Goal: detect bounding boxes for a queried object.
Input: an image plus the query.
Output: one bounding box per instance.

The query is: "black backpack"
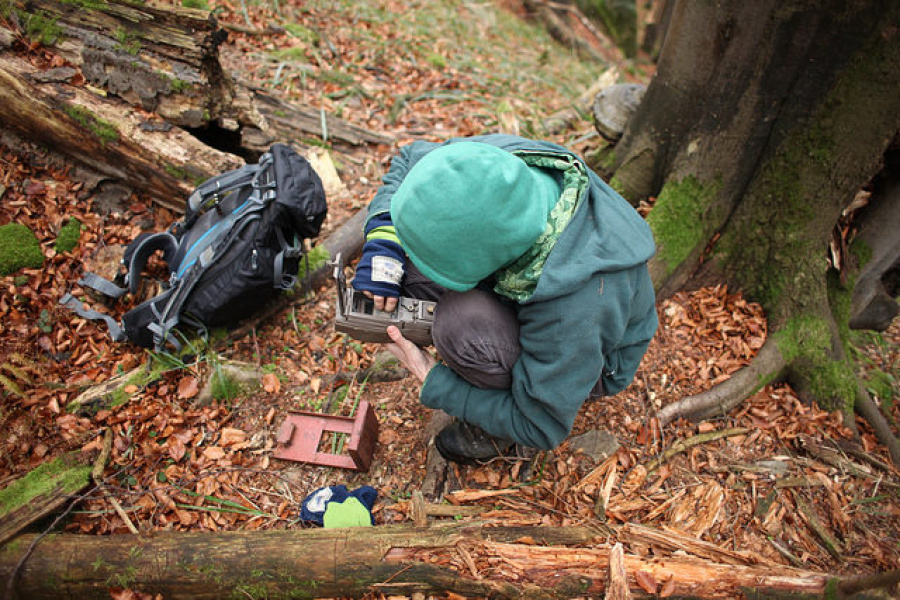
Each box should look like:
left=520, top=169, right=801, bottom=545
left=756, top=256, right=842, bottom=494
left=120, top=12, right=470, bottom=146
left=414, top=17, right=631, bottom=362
left=62, top=143, right=327, bottom=350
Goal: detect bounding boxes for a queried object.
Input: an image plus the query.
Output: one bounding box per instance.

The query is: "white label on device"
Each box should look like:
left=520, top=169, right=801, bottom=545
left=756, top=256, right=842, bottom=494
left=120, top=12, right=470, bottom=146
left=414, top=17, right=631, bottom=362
left=371, top=255, right=403, bottom=285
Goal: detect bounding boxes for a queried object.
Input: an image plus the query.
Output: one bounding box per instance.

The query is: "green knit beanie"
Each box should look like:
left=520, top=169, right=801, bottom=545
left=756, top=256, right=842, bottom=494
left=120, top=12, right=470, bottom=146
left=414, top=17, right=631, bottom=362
left=391, top=142, right=559, bottom=291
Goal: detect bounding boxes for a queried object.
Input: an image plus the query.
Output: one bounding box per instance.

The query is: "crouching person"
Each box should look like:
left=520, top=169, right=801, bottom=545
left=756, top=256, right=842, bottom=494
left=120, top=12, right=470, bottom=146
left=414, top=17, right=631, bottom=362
left=352, top=134, right=658, bottom=464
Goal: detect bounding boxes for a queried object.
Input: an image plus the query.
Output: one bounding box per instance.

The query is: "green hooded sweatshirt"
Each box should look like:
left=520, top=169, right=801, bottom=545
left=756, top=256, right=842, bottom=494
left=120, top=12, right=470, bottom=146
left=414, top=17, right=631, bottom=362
left=366, top=134, right=657, bottom=450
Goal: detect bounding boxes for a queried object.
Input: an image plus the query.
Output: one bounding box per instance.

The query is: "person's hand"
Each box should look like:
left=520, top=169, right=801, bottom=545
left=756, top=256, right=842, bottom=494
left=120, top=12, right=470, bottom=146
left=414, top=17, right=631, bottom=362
left=362, top=291, right=398, bottom=313
left=385, top=325, right=436, bottom=382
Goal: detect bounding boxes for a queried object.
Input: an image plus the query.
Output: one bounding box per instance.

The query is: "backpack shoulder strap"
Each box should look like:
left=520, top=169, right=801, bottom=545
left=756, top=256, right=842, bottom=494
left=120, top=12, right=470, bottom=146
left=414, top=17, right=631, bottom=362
left=123, top=231, right=180, bottom=295
left=59, top=293, right=127, bottom=341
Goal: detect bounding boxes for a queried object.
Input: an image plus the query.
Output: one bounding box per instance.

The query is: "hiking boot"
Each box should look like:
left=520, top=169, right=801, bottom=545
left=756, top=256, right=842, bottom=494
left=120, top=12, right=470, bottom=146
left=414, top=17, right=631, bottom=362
left=434, top=420, right=515, bottom=465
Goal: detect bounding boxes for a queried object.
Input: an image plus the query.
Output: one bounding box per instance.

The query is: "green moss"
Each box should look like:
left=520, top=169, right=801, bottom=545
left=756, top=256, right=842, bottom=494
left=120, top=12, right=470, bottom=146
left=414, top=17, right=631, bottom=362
left=270, top=46, right=308, bottom=61
left=181, top=0, right=208, bottom=8
left=0, top=223, right=44, bottom=275
left=646, top=175, right=721, bottom=276
left=864, top=369, right=896, bottom=403
left=63, top=105, right=119, bottom=145
left=113, top=27, right=142, bottom=55
left=164, top=164, right=189, bottom=180
left=850, top=237, right=873, bottom=270
left=426, top=52, right=447, bottom=68
left=0, top=453, right=91, bottom=519
left=59, top=0, right=109, bottom=9
left=775, top=315, right=831, bottom=365
left=22, top=9, right=63, bottom=45
left=775, top=315, right=857, bottom=408
left=164, top=75, right=192, bottom=93
left=54, top=218, right=82, bottom=254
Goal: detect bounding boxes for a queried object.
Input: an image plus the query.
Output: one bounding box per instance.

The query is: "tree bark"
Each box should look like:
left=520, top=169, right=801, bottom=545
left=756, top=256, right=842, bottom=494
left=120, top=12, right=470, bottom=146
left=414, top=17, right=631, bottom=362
left=9, top=0, right=233, bottom=129
left=0, top=524, right=833, bottom=599
left=0, top=0, right=391, bottom=211
left=848, top=173, right=900, bottom=331
left=603, top=0, right=900, bottom=461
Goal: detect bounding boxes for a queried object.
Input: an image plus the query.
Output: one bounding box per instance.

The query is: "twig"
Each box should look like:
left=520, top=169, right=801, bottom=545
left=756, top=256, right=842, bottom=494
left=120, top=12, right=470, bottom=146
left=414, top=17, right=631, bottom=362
left=251, top=327, right=261, bottom=368
left=767, top=537, right=806, bottom=569
left=91, top=428, right=113, bottom=482
left=641, top=427, right=750, bottom=473
left=220, top=23, right=285, bottom=35
left=93, top=429, right=139, bottom=534
left=793, top=494, right=844, bottom=562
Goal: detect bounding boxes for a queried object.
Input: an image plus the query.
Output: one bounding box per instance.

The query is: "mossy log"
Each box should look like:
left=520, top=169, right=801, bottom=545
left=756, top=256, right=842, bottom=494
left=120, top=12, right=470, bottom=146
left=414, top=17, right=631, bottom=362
left=0, top=453, right=92, bottom=546
left=0, top=0, right=390, bottom=211
left=9, top=0, right=232, bottom=129
left=0, top=523, right=834, bottom=599
left=0, top=52, right=223, bottom=212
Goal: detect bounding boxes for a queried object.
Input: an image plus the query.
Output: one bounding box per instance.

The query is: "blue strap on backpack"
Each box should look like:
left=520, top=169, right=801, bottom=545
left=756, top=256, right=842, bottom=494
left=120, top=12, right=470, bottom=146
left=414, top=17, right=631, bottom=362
left=66, top=144, right=327, bottom=350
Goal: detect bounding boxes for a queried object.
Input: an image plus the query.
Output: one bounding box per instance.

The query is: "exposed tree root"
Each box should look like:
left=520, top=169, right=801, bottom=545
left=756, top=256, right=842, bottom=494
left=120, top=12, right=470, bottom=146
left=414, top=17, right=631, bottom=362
left=853, top=383, right=900, bottom=465
left=656, top=337, right=786, bottom=425
left=640, top=427, right=750, bottom=473
left=656, top=335, right=900, bottom=466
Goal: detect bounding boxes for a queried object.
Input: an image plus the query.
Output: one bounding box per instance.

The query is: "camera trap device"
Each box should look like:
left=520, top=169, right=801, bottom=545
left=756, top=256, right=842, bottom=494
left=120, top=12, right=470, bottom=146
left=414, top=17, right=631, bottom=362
left=333, top=253, right=435, bottom=346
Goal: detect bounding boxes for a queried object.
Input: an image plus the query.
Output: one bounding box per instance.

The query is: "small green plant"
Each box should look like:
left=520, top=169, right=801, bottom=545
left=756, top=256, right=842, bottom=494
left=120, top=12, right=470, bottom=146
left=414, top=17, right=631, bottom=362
left=113, top=27, right=141, bottom=55
left=283, top=22, right=319, bottom=44
left=297, top=244, right=331, bottom=282
left=425, top=52, right=447, bottom=68
left=22, top=9, right=63, bottom=45
left=37, top=309, right=53, bottom=333
left=0, top=223, right=43, bottom=275
left=0, top=353, right=39, bottom=398
left=168, top=76, right=191, bottom=93
left=54, top=218, right=82, bottom=253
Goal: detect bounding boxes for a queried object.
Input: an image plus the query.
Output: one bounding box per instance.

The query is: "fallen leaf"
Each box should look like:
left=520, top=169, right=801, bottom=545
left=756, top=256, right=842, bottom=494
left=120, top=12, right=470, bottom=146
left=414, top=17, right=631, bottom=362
left=219, top=427, right=247, bottom=447
left=168, top=437, right=187, bottom=462
left=203, top=446, right=226, bottom=460
left=177, top=376, right=199, bottom=399
left=262, top=372, right=280, bottom=394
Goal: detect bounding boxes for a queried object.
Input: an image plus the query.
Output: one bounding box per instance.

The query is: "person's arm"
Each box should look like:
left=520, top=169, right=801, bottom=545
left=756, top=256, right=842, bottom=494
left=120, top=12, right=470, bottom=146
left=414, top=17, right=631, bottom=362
left=352, top=143, right=423, bottom=310
left=600, top=266, right=658, bottom=395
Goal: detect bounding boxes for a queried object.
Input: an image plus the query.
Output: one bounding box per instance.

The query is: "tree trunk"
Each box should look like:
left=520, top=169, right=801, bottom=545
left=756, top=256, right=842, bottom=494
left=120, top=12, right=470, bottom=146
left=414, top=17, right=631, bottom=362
left=601, top=0, right=900, bottom=460
left=848, top=167, right=900, bottom=331
left=0, top=524, right=832, bottom=599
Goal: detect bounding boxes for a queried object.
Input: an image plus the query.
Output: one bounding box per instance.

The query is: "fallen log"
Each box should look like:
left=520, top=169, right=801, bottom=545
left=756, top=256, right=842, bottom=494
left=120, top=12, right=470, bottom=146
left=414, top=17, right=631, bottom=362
left=0, top=523, right=834, bottom=599
left=9, top=0, right=233, bottom=129
left=0, top=53, right=224, bottom=212
left=0, top=453, right=92, bottom=546
left=0, top=0, right=392, bottom=212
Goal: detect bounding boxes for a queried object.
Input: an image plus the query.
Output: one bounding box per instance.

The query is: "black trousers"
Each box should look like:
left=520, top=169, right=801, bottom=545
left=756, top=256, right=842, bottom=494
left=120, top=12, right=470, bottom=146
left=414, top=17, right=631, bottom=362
left=402, top=261, right=521, bottom=389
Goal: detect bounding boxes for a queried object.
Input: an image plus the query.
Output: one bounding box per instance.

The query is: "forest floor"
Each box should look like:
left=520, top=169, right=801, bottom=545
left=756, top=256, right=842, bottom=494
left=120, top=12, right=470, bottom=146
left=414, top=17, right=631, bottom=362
left=1, top=0, right=899, bottom=595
